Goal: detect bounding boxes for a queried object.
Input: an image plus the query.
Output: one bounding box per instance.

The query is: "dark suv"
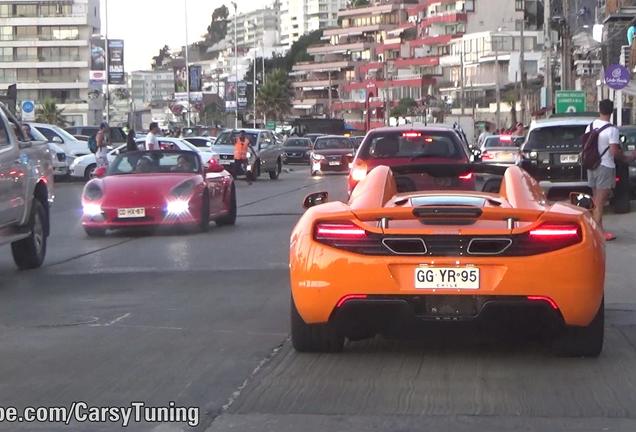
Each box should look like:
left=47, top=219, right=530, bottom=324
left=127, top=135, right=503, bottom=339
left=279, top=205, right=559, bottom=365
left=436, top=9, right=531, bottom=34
left=518, top=116, right=630, bottom=213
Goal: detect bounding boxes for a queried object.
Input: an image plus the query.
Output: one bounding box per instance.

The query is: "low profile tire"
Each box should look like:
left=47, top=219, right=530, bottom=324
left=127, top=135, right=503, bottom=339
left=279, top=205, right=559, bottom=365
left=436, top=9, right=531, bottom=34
left=291, top=297, right=344, bottom=353
left=199, top=193, right=210, bottom=232
left=84, top=227, right=106, bottom=237
left=553, top=298, right=604, bottom=357
left=84, top=164, right=97, bottom=181
left=216, top=184, right=237, bottom=226
left=11, top=200, right=47, bottom=270
left=269, top=159, right=282, bottom=180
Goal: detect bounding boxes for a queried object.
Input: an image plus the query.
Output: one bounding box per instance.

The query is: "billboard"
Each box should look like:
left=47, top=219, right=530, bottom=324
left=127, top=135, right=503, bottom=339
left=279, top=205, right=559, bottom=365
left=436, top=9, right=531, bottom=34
left=189, top=65, right=202, bottom=93
left=174, top=65, right=187, bottom=93
left=225, top=80, right=248, bottom=112
left=90, top=37, right=106, bottom=84
left=107, top=39, right=125, bottom=85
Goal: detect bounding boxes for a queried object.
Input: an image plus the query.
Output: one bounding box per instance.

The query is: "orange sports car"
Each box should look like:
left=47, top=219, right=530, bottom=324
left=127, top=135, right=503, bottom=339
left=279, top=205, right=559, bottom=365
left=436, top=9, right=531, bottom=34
left=290, top=163, right=605, bottom=356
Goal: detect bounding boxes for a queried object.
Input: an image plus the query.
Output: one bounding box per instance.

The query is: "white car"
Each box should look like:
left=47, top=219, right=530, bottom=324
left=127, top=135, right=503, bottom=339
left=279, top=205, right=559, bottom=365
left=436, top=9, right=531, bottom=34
left=28, top=122, right=91, bottom=157
left=69, top=137, right=218, bottom=180
left=184, top=136, right=215, bottom=148
left=24, top=124, right=72, bottom=177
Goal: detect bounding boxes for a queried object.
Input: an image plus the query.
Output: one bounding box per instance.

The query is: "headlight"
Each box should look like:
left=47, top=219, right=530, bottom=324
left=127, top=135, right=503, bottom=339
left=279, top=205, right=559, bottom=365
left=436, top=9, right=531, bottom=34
left=529, top=151, right=538, bottom=160
left=171, top=180, right=196, bottom=199
left=246, top=151, right=252, bottom=159
left=84, top=183, right=103, bottom=201
left=312, top=153, right=325, bottom=160
left=166, top=199, right=190, bottom=216
left=351, top=166, right=367, bottom=182
left=83, top=203, right=102, bottom=217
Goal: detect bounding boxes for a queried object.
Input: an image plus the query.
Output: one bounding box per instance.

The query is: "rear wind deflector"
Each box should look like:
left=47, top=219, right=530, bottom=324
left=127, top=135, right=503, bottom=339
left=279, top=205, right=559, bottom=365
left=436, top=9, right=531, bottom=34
left=413, top=206, right=483, bottom=225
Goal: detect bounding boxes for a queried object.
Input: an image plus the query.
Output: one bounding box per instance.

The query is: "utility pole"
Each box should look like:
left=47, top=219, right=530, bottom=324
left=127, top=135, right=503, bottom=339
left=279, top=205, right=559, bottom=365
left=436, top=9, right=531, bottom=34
left=544, top=0, right=553, bottom=111
left=184, top=0, right=191, bottom=127
left=519, top=19, right=526, bottom=124
left=561, top=0, right=572, bottom=90
left=231, top=1, right=238, bottom=129
left=328, top=70, right=332, bottom=118
left=460, top=42, right=465, bottom=115
left=495, top=33, right=501, bottom=129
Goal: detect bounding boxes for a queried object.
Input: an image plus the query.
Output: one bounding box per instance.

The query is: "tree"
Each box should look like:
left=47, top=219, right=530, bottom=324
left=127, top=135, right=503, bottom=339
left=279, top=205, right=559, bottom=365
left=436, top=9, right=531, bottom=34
left=152, top=45, right=172, bottom=70
left=390, top=98, right=418, bottom=118
left=256, top=69, right=292, bottom=122
left=36, top=99, right=67, bottom=126
left=205, top=5, right=229, bottom=46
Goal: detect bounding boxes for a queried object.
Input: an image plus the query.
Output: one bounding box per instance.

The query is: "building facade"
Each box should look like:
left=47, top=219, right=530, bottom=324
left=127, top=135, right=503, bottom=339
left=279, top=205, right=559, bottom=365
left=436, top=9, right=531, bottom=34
left=0, top=0, right=101, bottom=125
left=228, top=4, right=280, bottom=51
left=129, top=70, right=175, bottom=107
left=280, top=0, right=349, bottom=48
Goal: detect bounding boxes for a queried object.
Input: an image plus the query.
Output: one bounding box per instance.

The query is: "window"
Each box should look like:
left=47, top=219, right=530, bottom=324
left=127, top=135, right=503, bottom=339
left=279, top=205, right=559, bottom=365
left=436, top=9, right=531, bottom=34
left=0, top=26, right=12, bottom=41
left=0, top=47, right=11, bottom=62
left=16, top=47, right=36, bottom=61
left=0, top=5, right=10, bottom=17
left=15, top=4, right=37, bottom=17
left=17, top=69, right=36, bottom=82
left=0, top=69, right=16, bottom=83
left=16, top=26, right=38, bottom=40
left=465, top=0, right=475, bottom=12
left=515, top=0, right=524, bottom=11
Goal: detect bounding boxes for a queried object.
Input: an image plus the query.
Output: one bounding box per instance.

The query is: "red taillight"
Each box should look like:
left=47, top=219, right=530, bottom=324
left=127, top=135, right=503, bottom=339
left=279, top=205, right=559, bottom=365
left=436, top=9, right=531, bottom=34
left=336, top=294, right=368, bottom=308
left=459, top=172, right=473, bottom=180
left=500, top=135, right=512, bottom=142
left=616, top=176, right=620, bottom=183
left=529, top=224, right=580, bottom=239
left=482, top=151, right=493, bottom=160
left=402, top=132, right=421, bottom=138
left=316, top=223, right=367, bottom=239
left=527, top=296, right=559, bottom=310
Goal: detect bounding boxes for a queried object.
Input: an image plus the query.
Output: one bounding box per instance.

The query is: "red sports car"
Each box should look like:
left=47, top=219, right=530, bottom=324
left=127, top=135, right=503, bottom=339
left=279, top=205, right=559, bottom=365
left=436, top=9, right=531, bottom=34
left=81, top=150, right=236, bottom=236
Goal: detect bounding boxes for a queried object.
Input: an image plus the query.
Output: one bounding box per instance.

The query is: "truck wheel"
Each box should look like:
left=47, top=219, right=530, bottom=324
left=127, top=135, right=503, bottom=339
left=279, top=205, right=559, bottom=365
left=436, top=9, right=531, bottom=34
left=269, top=159, right=282, bottom=180
left=11, top=200, right=47, bottom=270
left=291, top=297, right=343, bottom=353
left=552, top=298, right=604, bottom=357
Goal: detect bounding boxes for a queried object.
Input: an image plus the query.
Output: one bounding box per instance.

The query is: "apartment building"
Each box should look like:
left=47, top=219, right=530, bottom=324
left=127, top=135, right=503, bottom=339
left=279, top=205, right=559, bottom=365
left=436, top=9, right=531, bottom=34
left=130, top=70, right=175, bottom=108
left=280, top=0, right=348, bottom=48
left=292, top=0, right=537, bottom=131
left=0, top=0, right=101, bottom=125
left=228, top=4, right=280, bottom=51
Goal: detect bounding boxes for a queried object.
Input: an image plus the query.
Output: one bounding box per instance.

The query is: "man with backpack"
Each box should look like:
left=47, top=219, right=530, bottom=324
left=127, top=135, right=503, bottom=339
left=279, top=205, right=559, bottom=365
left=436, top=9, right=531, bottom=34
left=583, top=99, right=636, bottom=241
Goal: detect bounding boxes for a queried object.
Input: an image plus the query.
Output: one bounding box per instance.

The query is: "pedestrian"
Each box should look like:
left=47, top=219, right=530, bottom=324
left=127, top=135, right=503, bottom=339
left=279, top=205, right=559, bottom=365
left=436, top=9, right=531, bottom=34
left=477, top=124, right=492, bottom=147
left=514, top=122, right=525, bottom=137
left=585, top=99, right=636, bottom=241
left=233, top=130, right=252, bottom=185
left=145, top=122, right=160, bottom=151
left=95, top=122, right=111, bottom=169
left=126, top=129, right=138, bottom=152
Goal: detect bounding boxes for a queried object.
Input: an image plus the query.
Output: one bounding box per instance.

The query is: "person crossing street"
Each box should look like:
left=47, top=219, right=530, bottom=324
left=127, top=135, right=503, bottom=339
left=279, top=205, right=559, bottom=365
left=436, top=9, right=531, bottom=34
left=234, top=130, right=252, bottom=185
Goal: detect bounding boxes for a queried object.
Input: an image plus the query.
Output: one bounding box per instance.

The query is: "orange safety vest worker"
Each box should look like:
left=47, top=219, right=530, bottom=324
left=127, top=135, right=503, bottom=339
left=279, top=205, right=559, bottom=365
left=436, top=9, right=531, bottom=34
left=234, top=136, right=249, bottom=160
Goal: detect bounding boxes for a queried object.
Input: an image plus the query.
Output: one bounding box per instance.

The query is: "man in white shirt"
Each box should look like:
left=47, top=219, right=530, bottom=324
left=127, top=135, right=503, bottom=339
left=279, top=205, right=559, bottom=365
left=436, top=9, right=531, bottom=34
left=587, top=99, right=636, bottom=240
left=477, top=124, right=492, bottom=148
left=145, top=122, right=160, bottom=151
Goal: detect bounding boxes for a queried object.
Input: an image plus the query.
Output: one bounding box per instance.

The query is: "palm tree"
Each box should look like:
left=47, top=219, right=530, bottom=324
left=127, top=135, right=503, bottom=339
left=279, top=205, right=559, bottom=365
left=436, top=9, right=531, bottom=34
left=256, top=69, right=292, bottom=122
left=36, top=99, right=67, bottom=126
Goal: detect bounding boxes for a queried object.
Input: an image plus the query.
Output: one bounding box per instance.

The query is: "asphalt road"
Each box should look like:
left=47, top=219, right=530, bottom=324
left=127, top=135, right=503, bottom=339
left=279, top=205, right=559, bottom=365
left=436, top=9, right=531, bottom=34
left=0, top=168, right=635, bottom=432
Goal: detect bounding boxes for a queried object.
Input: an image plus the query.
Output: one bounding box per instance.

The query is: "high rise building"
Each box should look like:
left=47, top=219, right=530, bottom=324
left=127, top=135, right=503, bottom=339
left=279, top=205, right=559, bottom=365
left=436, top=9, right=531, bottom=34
left=0, top=0, right=101, bottom=126
left=280, top=0, right=349, bottom=49
left=228, top=4, right=281, bottom=51
left=129, top=70, right=175, bottom=108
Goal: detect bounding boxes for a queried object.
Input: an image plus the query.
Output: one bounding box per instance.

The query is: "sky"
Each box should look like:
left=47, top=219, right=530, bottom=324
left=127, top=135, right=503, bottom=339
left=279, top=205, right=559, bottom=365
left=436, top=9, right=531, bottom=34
left=100, top=0, right=254, bottom=72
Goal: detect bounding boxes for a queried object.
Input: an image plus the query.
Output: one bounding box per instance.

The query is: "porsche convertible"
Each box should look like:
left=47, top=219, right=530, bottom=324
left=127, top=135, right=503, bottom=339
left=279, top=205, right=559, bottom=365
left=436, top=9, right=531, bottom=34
left=290, top=164, right=605, bottom=357
left=81, top=150, right=236, bottom=236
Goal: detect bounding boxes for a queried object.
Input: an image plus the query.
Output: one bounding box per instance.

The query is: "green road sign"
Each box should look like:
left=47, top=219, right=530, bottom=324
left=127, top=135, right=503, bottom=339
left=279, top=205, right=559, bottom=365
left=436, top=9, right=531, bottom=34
left=555, top=91, right=586, bottom=114
left=266, top=120, right=276, bottom=130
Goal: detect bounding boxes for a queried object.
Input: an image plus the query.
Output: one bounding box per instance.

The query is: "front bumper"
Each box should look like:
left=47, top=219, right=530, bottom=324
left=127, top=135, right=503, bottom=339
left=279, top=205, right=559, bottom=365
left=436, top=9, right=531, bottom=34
left=82, top=202, right=202, bottom=229
left=290, top=233, right=605, bottom=328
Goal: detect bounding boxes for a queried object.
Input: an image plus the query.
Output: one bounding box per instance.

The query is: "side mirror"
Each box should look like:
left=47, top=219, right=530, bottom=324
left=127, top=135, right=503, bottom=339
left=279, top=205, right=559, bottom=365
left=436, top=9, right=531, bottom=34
left=206, top=160, right=225, bottom=174
left=52, top=136, right=63, bottom=144
left=570, top=192, right=595, bottom=210
left=93, top=166, right=107, bottom=178
left=303, top=191, right=329, bottom=209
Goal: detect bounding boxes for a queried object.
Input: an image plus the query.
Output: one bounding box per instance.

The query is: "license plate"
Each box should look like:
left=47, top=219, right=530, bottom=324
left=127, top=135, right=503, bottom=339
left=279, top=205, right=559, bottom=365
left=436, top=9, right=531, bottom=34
left=415, top=267, right=480, bottom=290
left=329, top=161, right=341, bottom=166
left=117, top=208, right=145, bottom=218
left=560, top=154, right=579, bottom=164
left=220, top=160, right=232, bottom=165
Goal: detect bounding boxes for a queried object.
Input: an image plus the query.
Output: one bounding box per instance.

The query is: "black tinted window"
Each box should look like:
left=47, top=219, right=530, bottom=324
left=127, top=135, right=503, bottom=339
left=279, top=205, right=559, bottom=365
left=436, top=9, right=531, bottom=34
left=524, top=125, right=587, bottom=150
left=284, top=139, right=311, bottom=148
left=214, top=131, right=257, bottom=147
left=314, top=137, right=352, bottom=150
left=361, top=131, right=465, bottom=160
left=36, top=127, right=60, bottom=142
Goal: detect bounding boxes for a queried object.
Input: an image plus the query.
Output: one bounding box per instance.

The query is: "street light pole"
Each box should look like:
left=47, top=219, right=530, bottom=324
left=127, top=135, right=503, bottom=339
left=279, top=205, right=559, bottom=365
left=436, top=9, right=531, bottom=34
left=495, top=33, right=501, bottom=130
left=253, top=26, right=257, bottom=128
left=184, top=0, right=191, bottom=127
left=519, top=19, right=526, bottom=124
left=104, top=0, right=109, bottom=124
left=231, top=1, right=238, bottom=129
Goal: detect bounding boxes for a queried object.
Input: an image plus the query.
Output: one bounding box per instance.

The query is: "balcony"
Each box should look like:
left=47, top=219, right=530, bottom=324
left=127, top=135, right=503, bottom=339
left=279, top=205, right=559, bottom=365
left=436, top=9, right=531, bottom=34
left=0, top=15, right=88, bottom=26
left=307, top=41, right=373, bottom=55
left=409, top=34, right=458, bottom=48
left=292, top=79, right=333, bottom=89
left=606, top=0, right=636, bottom=15
left=421, top=11, right=467, bottom=27
left=292, top=98, right=330, bottom=108
left=393, top=56, right=440, bottom=68
left=292, top=60, right=355, bottom=72
left=324, top=24, right=393, bottom=37
left=338, top=3, right=399, bottom=18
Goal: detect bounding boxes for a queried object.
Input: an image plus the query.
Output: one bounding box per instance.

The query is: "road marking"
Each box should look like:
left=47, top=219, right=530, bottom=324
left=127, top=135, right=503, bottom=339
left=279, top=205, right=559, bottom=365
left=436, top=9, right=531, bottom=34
left=90, top=313, right=131, bottom=327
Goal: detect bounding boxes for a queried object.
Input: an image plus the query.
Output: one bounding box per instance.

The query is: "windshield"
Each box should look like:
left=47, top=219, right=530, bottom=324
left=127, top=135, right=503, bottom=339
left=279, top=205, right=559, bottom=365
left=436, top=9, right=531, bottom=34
left=361, top=131, right=465, bottom=160
left=185, top=138, right=210, bottom=148
left=284, top=138, right=311, bottom=148
left=108, top=151, right=201, bottom=175
left=214, top=131, right=257, bottom=147
left=524, top=125, right=587, bottom=151
left=314, top=137, right=352, bottom=150
left=484, top=136, right=519, bottom=148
